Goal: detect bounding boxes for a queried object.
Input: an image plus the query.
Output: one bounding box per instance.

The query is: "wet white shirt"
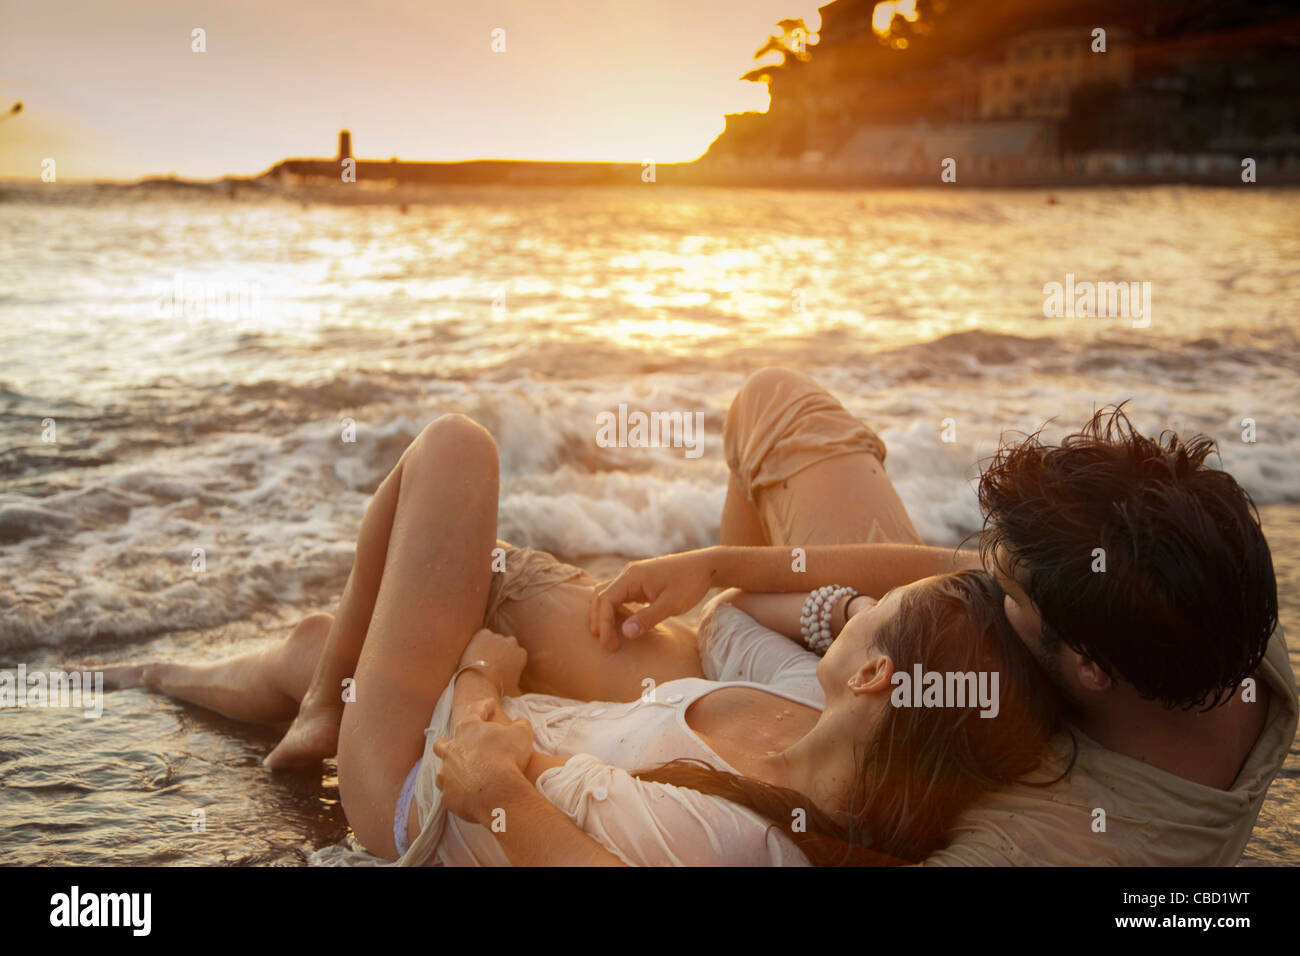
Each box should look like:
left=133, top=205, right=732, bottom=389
left=422, top=601, right=823, bottom=867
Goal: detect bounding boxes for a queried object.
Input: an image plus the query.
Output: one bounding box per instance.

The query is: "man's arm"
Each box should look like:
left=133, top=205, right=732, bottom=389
left=483, top=767, right=628, bottom=867
left=592, top=542, right=980, bottom=648
left=439, top=717, right=908, bottom=867
left=713, top=542, right=980, bottom=593
left=433, top=701, right=629, bottom=866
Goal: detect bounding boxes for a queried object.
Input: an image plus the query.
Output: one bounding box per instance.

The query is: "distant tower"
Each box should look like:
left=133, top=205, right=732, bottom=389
left=338, top=129, right=352, bottom=162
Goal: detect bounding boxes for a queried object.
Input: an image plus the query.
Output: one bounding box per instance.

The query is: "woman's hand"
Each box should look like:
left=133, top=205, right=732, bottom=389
left=432, top=698, right=535, bottom=827
left=588, top=548, right=717, bottom=650
left=459, top=628, right=528, bottom=697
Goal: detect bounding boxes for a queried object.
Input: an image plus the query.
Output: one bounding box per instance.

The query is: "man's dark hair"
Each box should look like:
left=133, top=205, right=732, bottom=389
left=977, top=405, right=1277, bottom=711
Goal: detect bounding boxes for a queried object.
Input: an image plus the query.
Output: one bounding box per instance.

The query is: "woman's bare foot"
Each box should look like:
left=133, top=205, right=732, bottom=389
left=263, top=614, right=345, bottom=769
left=264, top=698, right=344, bottom=769
left=71, top=613, right=336, bottom=736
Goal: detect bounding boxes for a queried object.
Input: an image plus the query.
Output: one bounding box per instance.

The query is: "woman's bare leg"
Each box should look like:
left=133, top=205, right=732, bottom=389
left=96, top=411, right=498, bottom=790
left=336, top=413, right=500, bottom=858
left=97, top=613, right=332, bottom=723
left=109, top=369, right=916, bottom=740
left=264, top=423, right=447, bottom=768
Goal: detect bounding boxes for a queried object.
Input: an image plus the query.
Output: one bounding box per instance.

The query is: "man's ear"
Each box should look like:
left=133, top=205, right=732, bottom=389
left=848, top=654, right=894, bottom=696
left=1074, top=656, right=1113, bottom=692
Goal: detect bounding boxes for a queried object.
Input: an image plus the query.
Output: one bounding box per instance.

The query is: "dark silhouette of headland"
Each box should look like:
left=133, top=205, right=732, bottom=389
left=263, top=130, right=659, bottom=187
left=259, top=0, right=1300, bottom=189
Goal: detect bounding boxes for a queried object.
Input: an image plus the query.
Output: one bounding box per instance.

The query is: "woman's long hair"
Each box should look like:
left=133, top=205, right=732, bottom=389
left=634, top=570, right=1065, bottom=865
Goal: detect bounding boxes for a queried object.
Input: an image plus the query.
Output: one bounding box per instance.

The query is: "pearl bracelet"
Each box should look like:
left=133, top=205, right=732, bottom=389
left=800, top=585, right=858, bottom=655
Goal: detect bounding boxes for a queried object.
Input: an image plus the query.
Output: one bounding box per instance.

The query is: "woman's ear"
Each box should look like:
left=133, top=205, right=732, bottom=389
left=848, top=653, right=894, bottom=696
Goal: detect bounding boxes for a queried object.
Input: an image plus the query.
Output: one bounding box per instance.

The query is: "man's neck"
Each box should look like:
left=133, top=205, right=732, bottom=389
left=1074, top=677, right=1272, bottom=790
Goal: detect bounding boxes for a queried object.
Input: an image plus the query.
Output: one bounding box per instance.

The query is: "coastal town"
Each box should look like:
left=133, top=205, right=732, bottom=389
left=261, top=1, right=1299, bottom=188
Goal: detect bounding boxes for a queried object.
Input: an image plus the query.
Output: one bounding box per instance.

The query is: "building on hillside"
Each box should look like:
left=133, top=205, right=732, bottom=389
left=834, top=118, right=1059, bottom=177
left=978, top=27, right=1133, bottom=120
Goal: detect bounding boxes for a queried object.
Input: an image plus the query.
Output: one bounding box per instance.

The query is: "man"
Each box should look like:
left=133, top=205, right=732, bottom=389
left=579, top=367, right=1296, bottom=865
left=940, top=409, right=1293, bottom=864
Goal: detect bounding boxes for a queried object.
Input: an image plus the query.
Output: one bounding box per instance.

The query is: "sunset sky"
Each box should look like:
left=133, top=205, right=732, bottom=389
left=0, top=0, right=828, bottom=181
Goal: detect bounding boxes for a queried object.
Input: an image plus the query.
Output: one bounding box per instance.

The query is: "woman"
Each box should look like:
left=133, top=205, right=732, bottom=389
left=105, top=394, right=1062, bottom=865
left=419, top=567, right=1060, bottom=866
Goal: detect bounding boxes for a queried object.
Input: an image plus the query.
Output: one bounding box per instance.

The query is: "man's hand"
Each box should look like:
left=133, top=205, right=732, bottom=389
left=435, top=700, right=629, bottom=867
left=433, top=698, right=534, bottom=827
left=588, top=548, right=717, bottom=650
left=459, top=628, right=528, bottom=696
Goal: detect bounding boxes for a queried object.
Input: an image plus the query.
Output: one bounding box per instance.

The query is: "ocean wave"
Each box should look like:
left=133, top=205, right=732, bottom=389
left=3, top=363, right=1297, bottom=653
left=5, top=186, right=1300, bottom=653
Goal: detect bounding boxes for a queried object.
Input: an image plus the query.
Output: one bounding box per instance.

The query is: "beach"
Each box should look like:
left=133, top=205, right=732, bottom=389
left=1, top=182, right=1297, bottom=864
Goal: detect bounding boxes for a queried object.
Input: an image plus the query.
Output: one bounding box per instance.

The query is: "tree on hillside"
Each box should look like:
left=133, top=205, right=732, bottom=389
left=740, top=17, right=816, bottom=86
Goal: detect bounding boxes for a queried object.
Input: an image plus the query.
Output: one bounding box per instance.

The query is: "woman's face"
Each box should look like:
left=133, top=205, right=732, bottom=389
left=817, top=578, right=932, bottom=700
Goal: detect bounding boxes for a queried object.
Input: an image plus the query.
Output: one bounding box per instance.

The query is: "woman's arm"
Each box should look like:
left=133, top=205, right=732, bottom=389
left=709, top=587, right=874, bottom=643
left=450, top=628, right=527, bottom=721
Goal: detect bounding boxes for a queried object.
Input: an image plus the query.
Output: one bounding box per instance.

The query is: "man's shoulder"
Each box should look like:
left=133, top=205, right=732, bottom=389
left=915, top=748, right=1137, bottom=866
left=922, top=625, right=1297, bottom=867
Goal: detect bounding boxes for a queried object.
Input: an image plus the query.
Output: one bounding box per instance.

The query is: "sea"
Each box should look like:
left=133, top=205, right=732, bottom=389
left=1, top=180, right=1296, bottom=864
